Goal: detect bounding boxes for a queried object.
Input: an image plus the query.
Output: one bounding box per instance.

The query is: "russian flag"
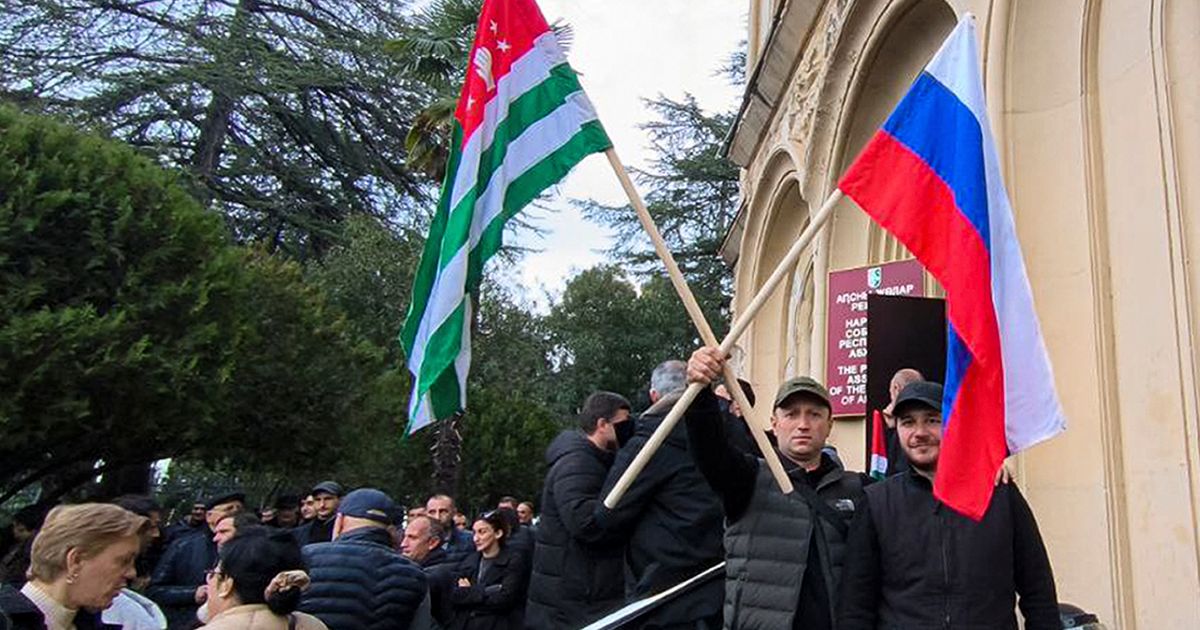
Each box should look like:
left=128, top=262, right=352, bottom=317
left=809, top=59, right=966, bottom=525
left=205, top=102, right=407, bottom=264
left=839, top=15, right=1066, bottom=520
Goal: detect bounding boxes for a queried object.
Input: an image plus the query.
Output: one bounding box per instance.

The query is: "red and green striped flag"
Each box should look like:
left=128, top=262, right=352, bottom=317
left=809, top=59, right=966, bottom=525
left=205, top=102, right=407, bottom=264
left=400, top=0, right=611, bottom=433
left=870, top=409, right=889, bottom=480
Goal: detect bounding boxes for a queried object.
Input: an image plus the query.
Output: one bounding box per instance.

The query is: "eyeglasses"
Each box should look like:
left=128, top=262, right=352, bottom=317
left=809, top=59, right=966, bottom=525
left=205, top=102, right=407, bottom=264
left=204, top=568, right=224, bottom=581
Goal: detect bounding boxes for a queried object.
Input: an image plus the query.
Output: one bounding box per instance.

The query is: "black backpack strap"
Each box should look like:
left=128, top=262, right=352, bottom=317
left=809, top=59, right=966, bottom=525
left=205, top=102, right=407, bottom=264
left=791, top=481, right=850, bottom=538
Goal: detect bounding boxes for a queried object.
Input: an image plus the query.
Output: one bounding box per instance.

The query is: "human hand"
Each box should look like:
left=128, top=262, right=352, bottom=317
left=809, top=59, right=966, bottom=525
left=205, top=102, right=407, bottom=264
left=266, top=570, right=310, bottom=598
left=195, top=585, right=208, bottom=604
left=687, top=347, right=726, bottom=386
left=457, top=577, right=471, bottom=588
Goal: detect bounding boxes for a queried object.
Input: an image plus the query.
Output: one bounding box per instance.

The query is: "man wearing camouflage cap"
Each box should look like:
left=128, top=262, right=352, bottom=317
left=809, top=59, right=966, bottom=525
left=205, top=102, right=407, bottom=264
left=686, top=347, right=870, bottom=630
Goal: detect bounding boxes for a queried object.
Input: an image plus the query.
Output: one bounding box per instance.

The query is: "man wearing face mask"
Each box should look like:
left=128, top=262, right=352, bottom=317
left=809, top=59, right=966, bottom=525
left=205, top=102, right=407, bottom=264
left=525, top=391, right=632, bottom=630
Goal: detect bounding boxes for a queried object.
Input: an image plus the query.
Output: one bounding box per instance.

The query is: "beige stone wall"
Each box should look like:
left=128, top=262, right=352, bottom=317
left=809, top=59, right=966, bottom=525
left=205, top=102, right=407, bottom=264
left=733, top=0, right=1200, bottom=626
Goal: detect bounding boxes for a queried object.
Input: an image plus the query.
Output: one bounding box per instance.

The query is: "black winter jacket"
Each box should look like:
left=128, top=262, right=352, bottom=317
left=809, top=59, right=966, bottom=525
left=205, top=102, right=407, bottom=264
left=292, top=517, right=336, bottom=547
left=837, top=470, right=1060, bottom=630
left=441, top=529, right=475, bottom=569
left=525, top=430, right=625, bottom=629
left=0, top=584, right=119, bottom=630
left=420, top=547, right=457, bottom=629
left=146, top=526, right=217, bottom=629
left=598, top=392, right=725, bottom=626
left=300, top=526, right=428, bottom=630
left=449, top=547, right=526, bottom=630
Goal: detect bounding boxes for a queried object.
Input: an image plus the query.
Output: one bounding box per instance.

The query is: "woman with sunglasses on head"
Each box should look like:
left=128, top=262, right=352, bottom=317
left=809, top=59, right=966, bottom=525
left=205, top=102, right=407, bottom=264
left=448, top=511, right=527, bottom=630
left=201, top=531, right=325, bottom=630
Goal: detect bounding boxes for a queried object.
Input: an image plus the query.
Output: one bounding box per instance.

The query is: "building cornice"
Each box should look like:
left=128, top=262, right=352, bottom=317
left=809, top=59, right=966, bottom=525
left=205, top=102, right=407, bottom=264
left=722, top=0, right=825, bottom=168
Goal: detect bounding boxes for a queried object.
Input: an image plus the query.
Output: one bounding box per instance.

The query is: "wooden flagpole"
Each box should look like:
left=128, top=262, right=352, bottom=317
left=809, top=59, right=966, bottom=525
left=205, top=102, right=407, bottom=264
left=603, top=148, right=794, bottom=497
left=605, top=186, right=844, bottom=508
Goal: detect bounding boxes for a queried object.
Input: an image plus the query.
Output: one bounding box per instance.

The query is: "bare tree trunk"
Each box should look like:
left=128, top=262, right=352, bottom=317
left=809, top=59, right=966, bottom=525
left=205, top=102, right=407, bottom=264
left=428, top=293, right=479, bottom=497
left=430, top=413, right=462, bottom=496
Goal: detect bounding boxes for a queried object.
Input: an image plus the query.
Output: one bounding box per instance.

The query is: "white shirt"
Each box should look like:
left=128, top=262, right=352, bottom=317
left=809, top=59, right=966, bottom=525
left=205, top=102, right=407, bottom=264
left=102, top=589, right=167, bottom=630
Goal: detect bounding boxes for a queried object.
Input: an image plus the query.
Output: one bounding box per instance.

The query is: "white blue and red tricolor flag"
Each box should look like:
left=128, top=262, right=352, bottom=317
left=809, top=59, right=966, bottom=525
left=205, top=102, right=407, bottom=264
left=839, top=15, right=1066, bottom=520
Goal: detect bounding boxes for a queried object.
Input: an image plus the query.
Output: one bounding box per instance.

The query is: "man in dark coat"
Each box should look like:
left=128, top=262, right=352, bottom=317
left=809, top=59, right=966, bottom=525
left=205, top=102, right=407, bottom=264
left=402, top=515, right=456, bottom=628
left=427, top=494, right=474, bottom=567
left=162, top=502, right=206, bottom=546
left=687, top=348, right=869, bottom=630
left=301, top=488, right=429, bottom=630
left=147, top=491, right=243, bottom=629
left=526, top=391, right=631, bottom=629
left=292, top=481, right=343, bottom=546
left=837, top=381, right=1060, bottom=630
left=598, top=360, right=725, bottom=630
left=879, top=368, right=923, bottom=475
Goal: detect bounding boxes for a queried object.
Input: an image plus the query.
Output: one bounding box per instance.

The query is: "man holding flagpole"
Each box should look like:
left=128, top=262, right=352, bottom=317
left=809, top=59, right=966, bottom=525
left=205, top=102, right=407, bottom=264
left=685, top=349, right=869, bottom=630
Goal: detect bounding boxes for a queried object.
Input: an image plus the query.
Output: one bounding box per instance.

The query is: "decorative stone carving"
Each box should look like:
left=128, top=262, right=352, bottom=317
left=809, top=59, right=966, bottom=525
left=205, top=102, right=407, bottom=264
left=785, top=0, right=850, bottom=156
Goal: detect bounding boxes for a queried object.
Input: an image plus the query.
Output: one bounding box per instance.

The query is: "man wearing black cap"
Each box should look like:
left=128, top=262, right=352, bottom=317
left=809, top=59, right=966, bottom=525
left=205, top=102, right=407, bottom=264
left=837, top=381, right=1060, bottom=630
left=147, top=491, right=244, bottom=629
left=301, top=488, right=429, bottom=630
left=685, top=347, right=869, bottom=630
left=293, top=481, right=342, bottom=546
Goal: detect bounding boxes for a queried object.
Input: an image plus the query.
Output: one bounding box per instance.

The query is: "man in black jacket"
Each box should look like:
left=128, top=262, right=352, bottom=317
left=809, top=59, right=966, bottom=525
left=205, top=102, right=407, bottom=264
left=401, top=515, right=456, bottom=629
left=426, top=494, right=474, bottom=568
left=292, top=481, right=342, bottom=546
left=147, top=491, right=243, bottom=629
left=526, top=391, right=631, bottom=630
left=837, top=381, right=1060, bottom=630
left=686, top=348, right=868, bottom=630
left=599, top=360, right=725, bottom=630
left=301, top=488, right=429, bottom=630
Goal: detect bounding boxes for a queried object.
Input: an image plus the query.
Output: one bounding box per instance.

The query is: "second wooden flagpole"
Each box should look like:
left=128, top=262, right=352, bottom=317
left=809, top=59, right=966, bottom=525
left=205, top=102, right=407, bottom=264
left=603, top=148, right=794, bottom=496
left=605, top=186, right=844, bottom=508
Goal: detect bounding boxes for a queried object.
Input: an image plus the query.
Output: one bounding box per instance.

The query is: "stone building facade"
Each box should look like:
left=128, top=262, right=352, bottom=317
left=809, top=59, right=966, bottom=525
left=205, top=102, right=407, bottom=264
left=722, top=0, right=1200, bottom=626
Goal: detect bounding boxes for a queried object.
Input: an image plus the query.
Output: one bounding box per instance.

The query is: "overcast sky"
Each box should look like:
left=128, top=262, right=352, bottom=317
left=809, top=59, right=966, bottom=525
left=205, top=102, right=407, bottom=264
left=499, top=0, right=747, bottom=307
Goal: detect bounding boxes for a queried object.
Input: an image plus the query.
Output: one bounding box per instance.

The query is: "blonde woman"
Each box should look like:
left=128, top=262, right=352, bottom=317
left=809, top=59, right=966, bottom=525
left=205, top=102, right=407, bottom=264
left=0, top=503, right=149, bottom=630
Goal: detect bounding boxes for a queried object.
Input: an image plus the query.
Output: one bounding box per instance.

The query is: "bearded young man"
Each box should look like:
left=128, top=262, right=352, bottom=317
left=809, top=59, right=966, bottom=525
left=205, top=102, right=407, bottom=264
left=836, top=381, right=1060, bottom=630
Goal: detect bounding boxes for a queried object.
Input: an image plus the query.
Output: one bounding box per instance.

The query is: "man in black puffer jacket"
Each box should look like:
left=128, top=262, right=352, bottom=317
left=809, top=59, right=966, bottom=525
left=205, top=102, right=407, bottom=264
left=598, top=361, right=726, bottom=630
left=686, top=349, right=869, bottom=630
left=526, top=391, right=632, bottom=630
left=301, top=489, right=429, bottom=630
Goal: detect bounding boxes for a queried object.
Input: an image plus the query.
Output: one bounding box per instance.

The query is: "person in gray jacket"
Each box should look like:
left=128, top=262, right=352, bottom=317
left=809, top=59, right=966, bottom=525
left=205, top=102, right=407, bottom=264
left=685, top=347, right=869, bottom=630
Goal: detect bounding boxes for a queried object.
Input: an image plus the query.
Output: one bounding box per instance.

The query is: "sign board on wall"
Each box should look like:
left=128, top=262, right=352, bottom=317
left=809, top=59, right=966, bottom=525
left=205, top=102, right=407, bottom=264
left=825, top=259, right=925, bottom=416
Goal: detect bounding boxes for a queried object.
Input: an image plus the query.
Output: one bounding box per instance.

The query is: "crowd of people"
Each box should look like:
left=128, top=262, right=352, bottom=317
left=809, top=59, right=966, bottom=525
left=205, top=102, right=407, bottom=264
left=0, top=348, right=1096, bottom=630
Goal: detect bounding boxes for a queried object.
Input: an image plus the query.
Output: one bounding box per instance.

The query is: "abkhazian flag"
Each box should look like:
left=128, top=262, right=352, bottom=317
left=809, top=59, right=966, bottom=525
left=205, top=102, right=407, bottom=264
left=399, top=0, right=611, bottom=434
left=838, top=15, right=1065, bottom=519
left=869, top=410, right=888, bottom=480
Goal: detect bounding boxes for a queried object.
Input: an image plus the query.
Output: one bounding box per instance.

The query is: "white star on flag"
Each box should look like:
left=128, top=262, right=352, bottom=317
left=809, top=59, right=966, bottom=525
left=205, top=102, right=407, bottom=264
left=496, top=40, right=511, bottom=53
left=489, top=20, right=498, bottom=34
left=466, top=95, right=475, bottom=109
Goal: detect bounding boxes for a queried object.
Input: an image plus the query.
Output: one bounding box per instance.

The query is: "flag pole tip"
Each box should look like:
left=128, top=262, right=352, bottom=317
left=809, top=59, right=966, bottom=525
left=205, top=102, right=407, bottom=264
left=961, top=12, right=977, bottom=24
